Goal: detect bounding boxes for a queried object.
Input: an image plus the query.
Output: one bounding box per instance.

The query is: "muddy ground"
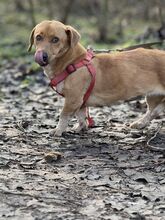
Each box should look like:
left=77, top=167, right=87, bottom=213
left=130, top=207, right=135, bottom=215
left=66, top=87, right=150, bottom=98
left=0, top=60, right=165, bottom=220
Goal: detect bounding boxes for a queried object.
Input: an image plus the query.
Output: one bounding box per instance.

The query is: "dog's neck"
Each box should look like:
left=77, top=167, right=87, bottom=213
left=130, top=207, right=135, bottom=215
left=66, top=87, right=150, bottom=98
left=43, top=43, right=86, bottom=79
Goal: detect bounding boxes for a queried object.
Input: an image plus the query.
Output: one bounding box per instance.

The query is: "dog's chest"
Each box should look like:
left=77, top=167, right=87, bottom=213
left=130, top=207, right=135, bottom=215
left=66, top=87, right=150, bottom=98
left=43, top=67, right=64, bottom=95
left=44, top=66, right=54, bottom=79
left=56, top=81, right=64, bottom=94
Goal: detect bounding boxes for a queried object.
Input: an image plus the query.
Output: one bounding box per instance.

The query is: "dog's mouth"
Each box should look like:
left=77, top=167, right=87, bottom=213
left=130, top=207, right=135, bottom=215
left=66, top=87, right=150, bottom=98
left=34, top=50, right=49, bottom=67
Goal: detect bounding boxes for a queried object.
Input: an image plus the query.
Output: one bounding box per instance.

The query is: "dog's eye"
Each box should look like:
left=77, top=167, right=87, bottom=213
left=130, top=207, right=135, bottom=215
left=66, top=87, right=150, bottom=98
left=36, top=35, right=43, bottom=41
left=51, top=37, right=59, bottom=43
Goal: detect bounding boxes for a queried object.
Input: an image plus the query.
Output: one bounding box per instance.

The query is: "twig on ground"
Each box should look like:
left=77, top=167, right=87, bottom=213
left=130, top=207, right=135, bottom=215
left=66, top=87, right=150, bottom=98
left=147, top=122, right=165, bottom=152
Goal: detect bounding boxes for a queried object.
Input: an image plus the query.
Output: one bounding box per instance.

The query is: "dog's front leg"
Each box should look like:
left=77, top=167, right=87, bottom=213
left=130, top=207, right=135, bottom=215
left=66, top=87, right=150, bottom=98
left=55, top=114, right=71, bottom=136
left=55, top=98, right=82, bottom=136
left=73, top=107, right=95, bottom=132
left=73, top=107, right=88, bottom=132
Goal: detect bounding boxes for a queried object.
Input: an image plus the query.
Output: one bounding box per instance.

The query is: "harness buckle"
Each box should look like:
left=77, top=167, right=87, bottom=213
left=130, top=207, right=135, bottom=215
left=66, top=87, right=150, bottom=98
left=66, top=64, right=76, bottom=74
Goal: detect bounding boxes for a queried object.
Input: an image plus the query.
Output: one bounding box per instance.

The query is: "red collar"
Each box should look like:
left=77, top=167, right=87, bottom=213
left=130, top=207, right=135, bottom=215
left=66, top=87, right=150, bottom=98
left=49, top=49, right=96, bottom=128
left=49, top=49, right=96, bottom=106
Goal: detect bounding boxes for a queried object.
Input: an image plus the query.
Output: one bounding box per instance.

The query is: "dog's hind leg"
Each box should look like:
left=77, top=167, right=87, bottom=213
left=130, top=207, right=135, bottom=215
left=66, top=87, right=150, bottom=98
left=130, top=95, right=165, bottom=129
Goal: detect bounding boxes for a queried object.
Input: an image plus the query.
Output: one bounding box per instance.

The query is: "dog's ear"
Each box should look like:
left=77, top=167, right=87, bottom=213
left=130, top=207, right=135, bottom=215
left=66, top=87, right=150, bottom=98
left=65, top=26, right=80, bottom=48
left=27, top=27, right=35, bottom=52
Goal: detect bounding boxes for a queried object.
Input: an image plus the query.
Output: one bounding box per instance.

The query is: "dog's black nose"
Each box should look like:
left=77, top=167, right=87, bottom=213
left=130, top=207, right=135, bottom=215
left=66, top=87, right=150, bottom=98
left=43, top=52, right=48, bottom=63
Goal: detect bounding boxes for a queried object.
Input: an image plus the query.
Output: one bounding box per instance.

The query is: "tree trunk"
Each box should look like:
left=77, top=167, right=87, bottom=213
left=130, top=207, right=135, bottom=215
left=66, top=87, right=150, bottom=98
left=14, top=0, right=26, bottom=12
left=61, top=0, right=75, bottom=24
left=28, top=0, right=36, bottom=28
left=47, top=0, right=56, bottom=20
left=98, top=0, right=109, bottom=42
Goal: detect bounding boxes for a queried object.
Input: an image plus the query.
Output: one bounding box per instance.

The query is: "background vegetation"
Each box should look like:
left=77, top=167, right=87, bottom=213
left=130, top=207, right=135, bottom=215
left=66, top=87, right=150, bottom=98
left=0, top=0, right=164, bottom=63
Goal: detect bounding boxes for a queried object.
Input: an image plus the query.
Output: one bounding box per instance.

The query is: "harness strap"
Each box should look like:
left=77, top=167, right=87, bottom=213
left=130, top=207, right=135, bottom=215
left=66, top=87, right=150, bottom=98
left=83, top=63, right=96, bottom=105
left=49, top=49, right=96, bottom=127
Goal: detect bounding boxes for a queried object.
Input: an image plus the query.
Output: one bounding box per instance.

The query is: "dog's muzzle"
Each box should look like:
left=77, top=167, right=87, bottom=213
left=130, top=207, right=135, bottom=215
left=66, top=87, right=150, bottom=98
left=34, top=50, right=49, bottom=66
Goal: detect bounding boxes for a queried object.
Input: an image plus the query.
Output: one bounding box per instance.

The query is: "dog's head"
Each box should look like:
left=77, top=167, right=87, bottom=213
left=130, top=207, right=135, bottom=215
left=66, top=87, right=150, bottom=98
left=28, top=20, right=80, bottom=66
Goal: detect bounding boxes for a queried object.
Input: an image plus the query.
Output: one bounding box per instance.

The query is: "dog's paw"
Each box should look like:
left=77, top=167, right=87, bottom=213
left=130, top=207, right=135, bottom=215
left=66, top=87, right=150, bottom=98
left=50, top=129, right=63, bottom=137
left=130, top=120, right=147, bottom=129
left=72, top=123, right=87, bottom=133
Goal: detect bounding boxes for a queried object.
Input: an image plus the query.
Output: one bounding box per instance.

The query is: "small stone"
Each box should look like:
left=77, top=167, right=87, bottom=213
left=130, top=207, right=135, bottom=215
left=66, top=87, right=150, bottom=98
left=44, top=151, right=62, bottom=163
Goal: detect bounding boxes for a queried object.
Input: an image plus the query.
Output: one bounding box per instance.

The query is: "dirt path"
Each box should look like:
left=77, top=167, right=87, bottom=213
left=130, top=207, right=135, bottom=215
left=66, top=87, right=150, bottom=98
left=0, top=61, right=165, bottom=220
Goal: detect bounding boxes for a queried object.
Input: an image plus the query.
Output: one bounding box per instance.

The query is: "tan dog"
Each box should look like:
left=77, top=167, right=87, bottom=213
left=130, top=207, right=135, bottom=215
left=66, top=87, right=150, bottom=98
left=28, top=20, right=165, bottom=136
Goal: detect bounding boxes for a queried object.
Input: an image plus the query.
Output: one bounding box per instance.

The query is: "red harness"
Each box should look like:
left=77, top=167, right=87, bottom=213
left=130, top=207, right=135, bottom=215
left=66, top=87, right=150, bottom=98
left=49, top=49, right=96, bottom=127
